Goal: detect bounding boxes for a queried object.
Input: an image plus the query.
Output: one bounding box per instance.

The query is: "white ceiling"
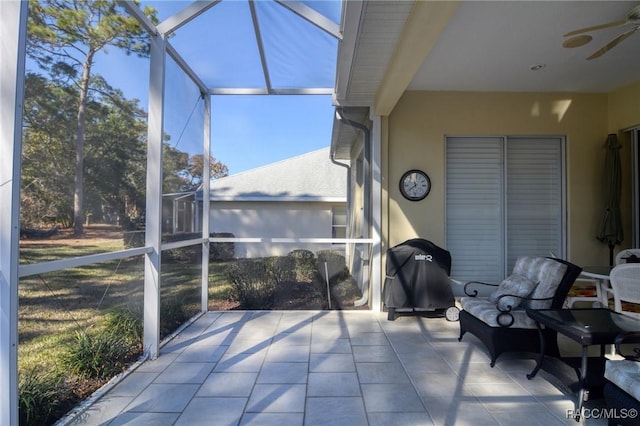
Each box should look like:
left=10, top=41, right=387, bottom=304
left=408, top=0, right=640, bottom=93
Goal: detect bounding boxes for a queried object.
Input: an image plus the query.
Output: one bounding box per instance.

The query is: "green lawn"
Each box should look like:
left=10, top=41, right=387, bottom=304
left=18, top=246, right=235, bottom=374
left=16, top=228, right=360, bottom=425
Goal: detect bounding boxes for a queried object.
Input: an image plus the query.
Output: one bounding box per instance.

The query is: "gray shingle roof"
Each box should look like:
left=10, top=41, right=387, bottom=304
left=209, top=147, right=347, bottom=202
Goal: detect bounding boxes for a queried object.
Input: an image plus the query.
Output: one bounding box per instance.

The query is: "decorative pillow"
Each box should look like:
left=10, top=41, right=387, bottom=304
left=489, top=274, right=537, bottom=311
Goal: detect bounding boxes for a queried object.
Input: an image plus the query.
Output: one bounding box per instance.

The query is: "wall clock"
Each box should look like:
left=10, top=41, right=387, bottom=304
left=399, top=169, right=431, bottom=201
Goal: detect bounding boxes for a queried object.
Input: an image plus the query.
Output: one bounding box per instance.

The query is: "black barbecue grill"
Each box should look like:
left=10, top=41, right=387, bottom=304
left=383, top=238, right=457, bottom=321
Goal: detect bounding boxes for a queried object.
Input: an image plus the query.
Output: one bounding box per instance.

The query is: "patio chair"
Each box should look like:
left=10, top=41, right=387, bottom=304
left=609, top=263, right=640, bottom=319
left=604, top=332, right=640, bottom=426
left=566, top=249, right=640, bottom=309
left=458, top=256, right=582, bottom=367
left=615, top=248, right=640, bottom=265
left=563, top=276, right=602, bottom=309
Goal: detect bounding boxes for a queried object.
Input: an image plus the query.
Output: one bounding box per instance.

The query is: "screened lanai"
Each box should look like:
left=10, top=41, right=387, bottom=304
left=7, top=1, right=640, bottom=424
left=1, top=1, right=381, bottom=424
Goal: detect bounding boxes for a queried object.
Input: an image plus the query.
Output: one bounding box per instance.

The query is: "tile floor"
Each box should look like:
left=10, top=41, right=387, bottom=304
left=61, top=310, right=610, bottom=426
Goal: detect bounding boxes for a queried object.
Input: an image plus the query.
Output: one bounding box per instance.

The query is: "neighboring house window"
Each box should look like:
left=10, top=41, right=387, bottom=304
left=332, top=207, right=347, bottom=239
left=445, top=136, right=566, bottom=283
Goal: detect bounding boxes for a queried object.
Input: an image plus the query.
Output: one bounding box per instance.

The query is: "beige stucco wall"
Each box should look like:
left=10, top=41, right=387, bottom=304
left=608, top=80, right=640, bottom=132
left=383, top=90, right=635, bottom=267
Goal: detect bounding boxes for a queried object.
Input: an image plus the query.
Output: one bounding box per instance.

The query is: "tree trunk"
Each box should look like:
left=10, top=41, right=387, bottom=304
left=73, top=52, right=94, bottom=236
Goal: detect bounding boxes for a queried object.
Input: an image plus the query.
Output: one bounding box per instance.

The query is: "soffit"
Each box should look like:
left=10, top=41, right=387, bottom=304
left=337, top=0, right=640, bottom=111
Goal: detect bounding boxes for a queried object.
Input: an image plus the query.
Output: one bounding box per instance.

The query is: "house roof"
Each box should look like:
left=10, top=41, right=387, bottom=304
left=207, top=147, right=347, bottom=202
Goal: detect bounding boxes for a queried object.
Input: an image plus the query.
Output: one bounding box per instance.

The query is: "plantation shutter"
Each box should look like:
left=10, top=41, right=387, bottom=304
left=446, top=135, right=565, bottom=285
left=446, top=137, right=505, bottom=283
left=506, top=137, right=564, bottom=269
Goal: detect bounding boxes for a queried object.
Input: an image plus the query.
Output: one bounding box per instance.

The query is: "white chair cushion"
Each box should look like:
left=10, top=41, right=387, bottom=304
left=513, top=257, right=567, bottom=309
left=460, top=297, right=538, bottom=328
left=489, top=273, right=537, bottom=311
left=605, top=359, right=640, bottom=401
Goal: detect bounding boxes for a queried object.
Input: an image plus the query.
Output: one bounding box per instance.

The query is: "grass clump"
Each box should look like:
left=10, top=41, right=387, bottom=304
left=18, top=370, right=65, bottom=426
left=64, top=330, right=132, bottom=381
left=160, top=297, right=194, bottom=338
left=62, top=307, right=143, bottom=381
left=103, top=305, right=143, bottom=345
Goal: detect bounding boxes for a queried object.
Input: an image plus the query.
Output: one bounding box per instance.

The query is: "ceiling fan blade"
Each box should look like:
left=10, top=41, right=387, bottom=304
left=562, top=34, right=593, bottom=48
left=587, top=28, right=638, bottom=60
left=564, top=19, right=627, bottom=37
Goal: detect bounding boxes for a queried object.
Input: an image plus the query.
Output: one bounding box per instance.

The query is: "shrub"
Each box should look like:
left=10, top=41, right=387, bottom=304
left=288, top=249, right=317, bottom=281
left=330, top=277, right=362, bottom=302
left=210, top=232, right=235, bottom=260
left=63, top=329, right=132, bottom=381
left=161, top=233, right=202, bottom=263
left=18, top=370, right=64, bottom=426
left=317, top=250, right=349, bottom=285
left=264, top=256, right=296, bottom=284
left=127, top=232, right=236, bottom=261
left=160, top=297, right=193, bottom=338
left=228, top=260, right=275, bottom=309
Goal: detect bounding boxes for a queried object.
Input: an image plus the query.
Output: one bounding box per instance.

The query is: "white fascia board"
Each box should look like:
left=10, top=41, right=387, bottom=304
left=333, top=0, right=364, bottom=105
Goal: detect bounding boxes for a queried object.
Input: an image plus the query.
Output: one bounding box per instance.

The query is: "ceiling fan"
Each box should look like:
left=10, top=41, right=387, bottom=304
left=562, top=4, right=640, bottom=60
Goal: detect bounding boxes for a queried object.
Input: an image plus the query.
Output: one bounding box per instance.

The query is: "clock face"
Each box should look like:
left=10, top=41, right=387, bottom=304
left=400, top=170, right=431, bottom=201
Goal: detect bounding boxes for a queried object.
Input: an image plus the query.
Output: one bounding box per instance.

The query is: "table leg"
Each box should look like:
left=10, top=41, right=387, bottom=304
left=574, top=345, right=590, bottom=421
left=527, top=320, right=545, bottom=380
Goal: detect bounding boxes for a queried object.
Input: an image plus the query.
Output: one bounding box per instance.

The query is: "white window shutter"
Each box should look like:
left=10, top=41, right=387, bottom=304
left=506, top=136, right=563, bottom=269
left=446, top=137, right=505, bottom=283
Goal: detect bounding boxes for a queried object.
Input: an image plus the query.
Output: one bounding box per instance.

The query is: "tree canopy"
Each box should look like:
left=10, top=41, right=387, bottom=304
left=27, top=0, right=157, bottom=235
left=23, top=0, right=229, bottom=231
left=22, top=73, right=148, bottom=228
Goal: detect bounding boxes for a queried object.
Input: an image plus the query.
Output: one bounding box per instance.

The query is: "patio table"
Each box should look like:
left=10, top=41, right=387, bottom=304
left=526, top=308, right=640, bottom=421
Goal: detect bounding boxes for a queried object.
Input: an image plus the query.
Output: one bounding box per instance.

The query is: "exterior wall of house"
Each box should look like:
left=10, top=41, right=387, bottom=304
left=383, top=90, right=623, bottom=268
left=210, top=201, right=344, bottom=258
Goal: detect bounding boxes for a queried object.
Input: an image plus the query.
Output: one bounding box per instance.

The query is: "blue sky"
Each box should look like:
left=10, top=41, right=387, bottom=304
left=90, top=0, right=340, bottom=175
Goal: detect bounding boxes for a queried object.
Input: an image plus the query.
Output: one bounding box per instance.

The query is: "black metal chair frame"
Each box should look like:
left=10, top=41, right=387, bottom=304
left=458, top=257, right=583, bottom=367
